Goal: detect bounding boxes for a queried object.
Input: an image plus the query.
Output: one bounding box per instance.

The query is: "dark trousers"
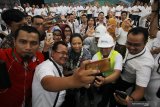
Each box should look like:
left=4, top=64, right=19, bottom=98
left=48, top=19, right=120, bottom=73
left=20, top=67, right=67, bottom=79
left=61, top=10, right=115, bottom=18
left=97, top=83, right=116, bottom=107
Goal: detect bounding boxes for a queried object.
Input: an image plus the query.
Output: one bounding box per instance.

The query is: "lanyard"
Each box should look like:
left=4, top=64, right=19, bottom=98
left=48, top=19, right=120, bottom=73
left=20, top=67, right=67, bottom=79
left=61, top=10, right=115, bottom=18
left=124, top=49, right=146, bottom=66
left=49, top=58, right=62, bottom=107
left=70, top=48, right=83, bottom=69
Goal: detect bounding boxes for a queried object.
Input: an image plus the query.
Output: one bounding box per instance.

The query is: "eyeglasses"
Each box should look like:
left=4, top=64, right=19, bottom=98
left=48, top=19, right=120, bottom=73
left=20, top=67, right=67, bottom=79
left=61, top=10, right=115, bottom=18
left=157, top=57, right=160, bottom=74
left=55, top=50, right=68, bottom=56
left=126, top=41, right=144, bottom=47
left=53, top=33, right=61, bottom=36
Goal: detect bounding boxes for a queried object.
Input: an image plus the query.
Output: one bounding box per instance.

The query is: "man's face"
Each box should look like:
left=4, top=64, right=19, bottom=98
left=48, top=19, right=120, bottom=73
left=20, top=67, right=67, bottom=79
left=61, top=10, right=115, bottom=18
left=32, top=18, right=44, bottom=35
left=98, top=13, right=104, bottom=22
left=81, top=16, right=87, bottom=23
left=52, top=44, right=68, bottom=65
left=10, top=18, right=27, bottom=33
left=121, top=13, right=127, bottom=21
left=14, top=30, right=39, bottom=60
left=100, top=47, right=112, bottom=58
left=126, top=33, right=145, bottom=55
left=70, top=15, right=75, bottom=22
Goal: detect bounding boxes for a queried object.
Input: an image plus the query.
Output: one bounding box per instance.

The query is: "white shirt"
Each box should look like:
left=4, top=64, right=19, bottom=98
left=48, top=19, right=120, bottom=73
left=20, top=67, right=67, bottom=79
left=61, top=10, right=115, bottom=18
left=116, top=28, right=128, bottom=45
left=121, top=48, right=154, bottom=87
left=146, top=31, right=160, bottom=58
left=67, top=20, right=80, bottom=33
left=25, top=7, right=32, bottom=16
left=14, top=6, right=24, bottom=12
left=32, top=59, right=66, bottom=107
left=102, top=5, right=109, bottom=16
left=132, top=5, right=140, bottom=15
left=115, top=5, right=123, bottom=17
left=92, top=50, right=123, bottom=71
left=34, top=8, right=42, bottom=16
left=145, top=53, right=160, bottom=107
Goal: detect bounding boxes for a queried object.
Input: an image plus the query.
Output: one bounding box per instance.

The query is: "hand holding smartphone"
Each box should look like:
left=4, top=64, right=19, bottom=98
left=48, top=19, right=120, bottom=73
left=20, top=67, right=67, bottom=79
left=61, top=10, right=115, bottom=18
left=46, top=32, right=53, bottom=41
left=115, top=90, right=128, bottom=99
left=85, top=58, right=110, bottom=73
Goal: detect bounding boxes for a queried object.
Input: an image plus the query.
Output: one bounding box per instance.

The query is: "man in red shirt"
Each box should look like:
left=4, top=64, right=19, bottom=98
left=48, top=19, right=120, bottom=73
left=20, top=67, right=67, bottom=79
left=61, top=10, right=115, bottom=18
left=0, top=26, right=44, bottom=107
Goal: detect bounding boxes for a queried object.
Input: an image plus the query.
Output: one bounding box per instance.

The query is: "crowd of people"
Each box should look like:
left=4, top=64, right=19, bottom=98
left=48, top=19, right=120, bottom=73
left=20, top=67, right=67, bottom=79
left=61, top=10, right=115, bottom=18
left=0, top=0, right=160, bottom=107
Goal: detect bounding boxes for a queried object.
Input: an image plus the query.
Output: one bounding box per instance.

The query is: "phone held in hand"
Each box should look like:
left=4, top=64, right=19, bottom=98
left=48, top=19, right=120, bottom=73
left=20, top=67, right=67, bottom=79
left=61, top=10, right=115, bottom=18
left=115, top=90, right=128, bottom=99
left=85, top=58, right=110, bottom=77
left=46, top=32, right=53, bottom=40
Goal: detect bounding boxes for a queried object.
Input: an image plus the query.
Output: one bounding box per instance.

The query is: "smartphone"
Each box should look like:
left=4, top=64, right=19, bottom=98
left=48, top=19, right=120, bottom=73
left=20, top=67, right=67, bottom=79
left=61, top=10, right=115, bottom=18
left=158, top=0, right=160, bottom=29
left=115, top=90, right=128, bottom=99
left=0, top=60, right=11, bottom=89
left=46, top=32, right=53, bottom=40
left=85, top=58, right=110, bottom=73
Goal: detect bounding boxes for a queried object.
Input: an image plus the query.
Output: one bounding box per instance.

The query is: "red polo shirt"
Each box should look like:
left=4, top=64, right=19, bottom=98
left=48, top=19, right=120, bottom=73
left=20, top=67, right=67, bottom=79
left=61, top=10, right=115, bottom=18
left=0, top=48, right=44, bottom=107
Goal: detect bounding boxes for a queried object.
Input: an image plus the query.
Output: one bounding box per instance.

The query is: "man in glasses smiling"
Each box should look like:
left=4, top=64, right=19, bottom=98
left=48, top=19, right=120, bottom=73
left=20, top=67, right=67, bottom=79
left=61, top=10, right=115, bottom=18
left=32, top=41, right=99, bottom=107
left=113, top=27, right=154, bottom=107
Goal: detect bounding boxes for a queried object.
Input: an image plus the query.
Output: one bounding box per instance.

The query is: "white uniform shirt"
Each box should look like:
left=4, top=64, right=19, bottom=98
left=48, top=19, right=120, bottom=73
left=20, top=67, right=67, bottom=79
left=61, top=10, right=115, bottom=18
left=146, top=31, right=160, bottom=58
left=115, top=5, right=123, bottom=17
left=25, top=7, right=32, bottom=16
left=116, top=28, right=128, bottom=45
left=32, top=59, right=66, bottom=107
left=92, top=50, right=123, bottom=71
left=121, top=48, right=154, bottom=87
left=145, top=53, right=160, bottom=107
left=132, top=5, right=140, bottom=15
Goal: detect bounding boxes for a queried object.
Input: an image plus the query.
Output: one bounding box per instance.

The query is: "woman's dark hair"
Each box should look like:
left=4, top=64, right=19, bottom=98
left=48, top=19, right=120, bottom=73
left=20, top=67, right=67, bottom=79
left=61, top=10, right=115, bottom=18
left=70, top=33, right=83, bottom=43
left=60, top=24, right=72, bottom=41
left=85, top=17, right=96, bottom=33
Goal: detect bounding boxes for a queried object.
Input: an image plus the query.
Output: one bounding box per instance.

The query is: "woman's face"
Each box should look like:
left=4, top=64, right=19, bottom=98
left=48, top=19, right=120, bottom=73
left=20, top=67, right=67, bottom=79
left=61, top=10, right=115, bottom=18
left=71, top=37, right=82, bottom=53
left=88, top=18, right=94, bottom=26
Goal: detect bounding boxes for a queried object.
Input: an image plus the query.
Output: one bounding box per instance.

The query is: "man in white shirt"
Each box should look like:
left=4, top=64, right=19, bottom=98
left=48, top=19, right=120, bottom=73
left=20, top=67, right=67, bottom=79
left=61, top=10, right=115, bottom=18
left=32, top=41, right=99, bottom=107
left=25, top=3, right=32, bottom=16
left=67, top=14, right=79, bottom=33
left=114, top=27, right=154, bottom=107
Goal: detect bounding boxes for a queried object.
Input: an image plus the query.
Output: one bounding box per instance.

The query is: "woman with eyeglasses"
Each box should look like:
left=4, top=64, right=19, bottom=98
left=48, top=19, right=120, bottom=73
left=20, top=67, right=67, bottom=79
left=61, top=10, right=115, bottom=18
left=60, top=24, right=72, bottom=48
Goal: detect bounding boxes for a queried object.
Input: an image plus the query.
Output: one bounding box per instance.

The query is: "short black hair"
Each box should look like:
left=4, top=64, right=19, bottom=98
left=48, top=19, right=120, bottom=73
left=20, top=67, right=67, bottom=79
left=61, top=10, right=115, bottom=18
left=52, top=41, right=67, bottom=51
left=14, top=26, right=41, bottom=41
left=127, top=27, right=148, bottom=44
left=121, top=11, right=128, bottom=15
left=70, top=33, right=83, bottom=43
left=81, top=14, right=87, bottom=17
left=98, top=12, right=104, bottom=16
left=1, top=9, right=26, bottom=26
left=31, top=15, right=44, bottom=23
